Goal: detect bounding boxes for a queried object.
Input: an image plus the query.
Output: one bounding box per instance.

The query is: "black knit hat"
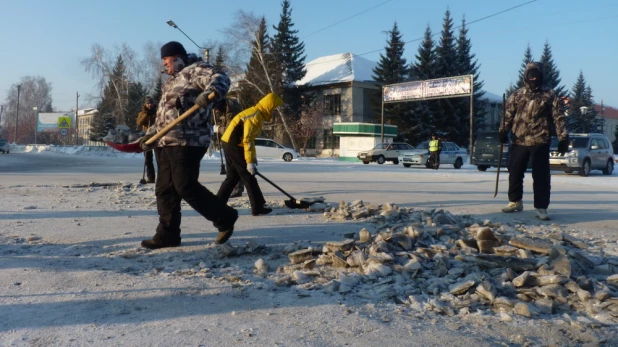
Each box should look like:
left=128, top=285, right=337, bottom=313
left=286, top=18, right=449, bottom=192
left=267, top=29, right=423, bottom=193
left=160, top=41, right=187, bottom=59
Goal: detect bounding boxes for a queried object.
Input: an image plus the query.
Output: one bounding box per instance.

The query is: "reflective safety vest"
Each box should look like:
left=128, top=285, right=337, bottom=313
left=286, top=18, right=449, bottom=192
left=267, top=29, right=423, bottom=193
left=429, top=139, right=440, bottom=152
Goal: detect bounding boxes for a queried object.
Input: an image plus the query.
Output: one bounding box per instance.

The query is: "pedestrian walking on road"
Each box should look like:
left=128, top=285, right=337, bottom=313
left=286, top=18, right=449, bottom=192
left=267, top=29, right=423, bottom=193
left=499, top=61, right=568, bottom=221
left=217, top=93, right=283, bottom=216
left=139, top=41, right=238, bottom=249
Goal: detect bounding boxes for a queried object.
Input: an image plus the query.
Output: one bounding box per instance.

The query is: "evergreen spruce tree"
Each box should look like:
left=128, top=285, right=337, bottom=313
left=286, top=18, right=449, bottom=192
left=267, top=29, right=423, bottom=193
left=213, top=46, right=226, bottom=73
left=270, top=0, right=307, bottom=146
left=432, top=9, right=459, bottom=140
left=408, top=25, right=437, bottom=144
left=455, top=17, right=486, bottom=147
left=411, top=25, right=436, bottom=81
left=271, top=0, right=306, bottom=87
left=539, top=41, right=567, bottom=98
left=126, top=81, right=147, bottom=131
left=567, top=71, right=599, bottom=133
left=151, top=77, right=163, bottom=108
left=240, top=16, right=273, bottom=109
left=506, top=44, right=533, bottom=97
left=371, top=22, right=409, bottom=141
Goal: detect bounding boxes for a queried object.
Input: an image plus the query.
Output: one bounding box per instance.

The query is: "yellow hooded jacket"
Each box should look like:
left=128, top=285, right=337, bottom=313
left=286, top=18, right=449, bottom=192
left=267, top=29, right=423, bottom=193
left=221, top=93, right=284, bottom=164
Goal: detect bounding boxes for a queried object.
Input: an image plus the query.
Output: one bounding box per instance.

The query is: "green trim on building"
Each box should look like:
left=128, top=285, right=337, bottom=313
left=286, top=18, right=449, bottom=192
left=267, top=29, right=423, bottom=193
left=333, top=122, right=397, bottom=136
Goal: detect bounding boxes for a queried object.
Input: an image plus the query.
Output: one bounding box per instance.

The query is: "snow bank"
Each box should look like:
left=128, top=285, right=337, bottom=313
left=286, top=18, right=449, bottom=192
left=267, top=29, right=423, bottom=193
left=8, top=144, right=341, bottom=162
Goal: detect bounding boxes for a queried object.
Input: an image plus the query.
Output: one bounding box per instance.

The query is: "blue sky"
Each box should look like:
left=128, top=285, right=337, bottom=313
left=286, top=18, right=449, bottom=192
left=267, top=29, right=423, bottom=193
left=1, top=0, right=617, bottom=112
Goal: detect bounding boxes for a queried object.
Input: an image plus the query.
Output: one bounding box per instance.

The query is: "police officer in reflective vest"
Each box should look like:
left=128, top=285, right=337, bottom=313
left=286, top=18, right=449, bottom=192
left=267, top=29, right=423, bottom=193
left=429, top=133, right=442, bottom=170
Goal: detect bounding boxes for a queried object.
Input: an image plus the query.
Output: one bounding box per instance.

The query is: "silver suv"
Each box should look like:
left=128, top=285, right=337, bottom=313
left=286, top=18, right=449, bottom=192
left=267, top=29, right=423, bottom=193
left=549, top=133, right=614, bottom=176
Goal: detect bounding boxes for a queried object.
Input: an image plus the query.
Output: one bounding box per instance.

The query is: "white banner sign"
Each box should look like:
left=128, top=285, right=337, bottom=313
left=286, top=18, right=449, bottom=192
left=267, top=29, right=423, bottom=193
left=38, top=113, right=74, bottom=132
left=383, top=75, right=472, bottom=102
left=383, top=81, right=423, bottom=102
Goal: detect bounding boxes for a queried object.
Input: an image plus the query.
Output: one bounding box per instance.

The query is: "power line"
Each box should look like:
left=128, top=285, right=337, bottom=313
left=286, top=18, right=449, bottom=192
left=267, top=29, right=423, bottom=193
left=302, top=0, right=396, bottom=39
left=352, top=0, right=539, bottom=58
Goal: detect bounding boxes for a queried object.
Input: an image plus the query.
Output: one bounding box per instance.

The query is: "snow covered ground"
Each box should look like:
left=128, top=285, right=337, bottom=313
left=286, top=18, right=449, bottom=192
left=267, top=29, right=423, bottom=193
left=1, top=145, right=617, bottom=346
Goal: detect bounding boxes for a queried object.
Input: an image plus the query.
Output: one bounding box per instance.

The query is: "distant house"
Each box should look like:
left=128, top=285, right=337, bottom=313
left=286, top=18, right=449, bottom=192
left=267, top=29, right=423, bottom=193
left=296, top=53, right=379, bottom=157
left=76, top=108, right=100, bottom=146
left=595, top=104, right=618, bottom=146
left=296, top=53, right=507, bottom=156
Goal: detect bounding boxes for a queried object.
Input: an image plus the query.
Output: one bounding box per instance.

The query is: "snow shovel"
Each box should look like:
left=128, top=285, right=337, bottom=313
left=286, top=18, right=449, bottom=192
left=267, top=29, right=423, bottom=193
left=139, top=157, right=147, bottom=184
left=255, top=172, right=317, bottom=209
left=105, top=92, right=215, bottom=153
left=494, top=93, right=506, bottom=198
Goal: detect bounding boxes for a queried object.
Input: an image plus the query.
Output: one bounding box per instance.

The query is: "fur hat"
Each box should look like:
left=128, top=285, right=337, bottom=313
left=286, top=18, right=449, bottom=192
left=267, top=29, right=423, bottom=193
left=144, top=96, right=153, bottom=104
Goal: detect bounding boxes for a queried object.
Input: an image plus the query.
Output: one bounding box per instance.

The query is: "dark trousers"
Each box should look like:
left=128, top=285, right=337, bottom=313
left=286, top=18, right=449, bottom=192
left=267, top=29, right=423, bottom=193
left=508, top=143, right=551, bottom=209
left=217, top=142, right=266, bottom=210
left=144, top=150, right=155, bottom=180
left=231, top=181, right=244, bottom=195
left=430, top=151, right=440, bottom=169
left=153, top=146, right=237, bottom=244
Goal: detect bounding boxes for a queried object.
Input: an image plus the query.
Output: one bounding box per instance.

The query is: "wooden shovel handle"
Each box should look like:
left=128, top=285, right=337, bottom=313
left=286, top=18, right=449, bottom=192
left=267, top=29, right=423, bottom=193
left=145, top=92, right=216, bottom=145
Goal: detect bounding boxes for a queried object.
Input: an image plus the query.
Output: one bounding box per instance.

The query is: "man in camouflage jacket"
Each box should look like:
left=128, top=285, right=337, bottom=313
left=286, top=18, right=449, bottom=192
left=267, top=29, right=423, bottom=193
left=499, top=61, right=569, bottom=220
left=139, top=41, right=238, bottom=249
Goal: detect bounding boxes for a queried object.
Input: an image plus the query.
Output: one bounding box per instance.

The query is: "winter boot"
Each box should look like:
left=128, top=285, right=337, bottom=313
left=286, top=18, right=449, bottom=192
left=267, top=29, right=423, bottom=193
left=140, top=238, right=181, bottom=250
left=535, top=208, right=550, bottom=221
left=146, top=177, right=156, bottom=184
left=501, top=201, right=523, bottom=213
left=216, top=209, right=238, bottom=245
left=252, top=206, right=272, bottom=216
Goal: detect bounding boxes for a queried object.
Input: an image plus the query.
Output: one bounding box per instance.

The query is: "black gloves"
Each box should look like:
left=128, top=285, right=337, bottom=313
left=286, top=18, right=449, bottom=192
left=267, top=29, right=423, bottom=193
left=139, top=133, right=155, bottom=152
left=558, top=137, right=569, bottom=155
left=196, top=92, right=212, bottom=108
left=498, top=130, right=509, bottom=144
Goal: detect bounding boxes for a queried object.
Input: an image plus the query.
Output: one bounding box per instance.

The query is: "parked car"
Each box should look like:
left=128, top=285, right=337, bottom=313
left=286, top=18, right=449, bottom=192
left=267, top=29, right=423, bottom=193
left=398, top=141, right=467, bottom=169
left=549, top=133, right=614, bottom=176
left=471, top=131, right=508, bottom=171
left=0, top=139, right=9, bottom=154
left=254, top=138, right=298, bottom=162
left=357, top=142, right=415, bottom=165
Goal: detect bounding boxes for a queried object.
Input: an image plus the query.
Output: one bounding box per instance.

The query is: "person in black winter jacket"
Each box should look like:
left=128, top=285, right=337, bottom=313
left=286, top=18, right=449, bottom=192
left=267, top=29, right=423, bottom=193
left=136, top=96, right=157, bottom=183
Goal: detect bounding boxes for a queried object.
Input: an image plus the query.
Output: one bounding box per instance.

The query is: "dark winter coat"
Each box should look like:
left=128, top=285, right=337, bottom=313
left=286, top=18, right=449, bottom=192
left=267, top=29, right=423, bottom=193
left=500, top=62, right=568, bottom=146
left=212, top=98, right=243, bottom=135
left=136, top=105, right=156, bottom=131
left=146, top=61, right=231, bottom=148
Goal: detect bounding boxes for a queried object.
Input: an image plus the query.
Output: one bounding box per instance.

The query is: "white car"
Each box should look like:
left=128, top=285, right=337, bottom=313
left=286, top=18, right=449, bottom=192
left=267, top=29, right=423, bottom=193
left=398, top=141, right=467, bottom=169
left=255, top=138, right=298, bottom=162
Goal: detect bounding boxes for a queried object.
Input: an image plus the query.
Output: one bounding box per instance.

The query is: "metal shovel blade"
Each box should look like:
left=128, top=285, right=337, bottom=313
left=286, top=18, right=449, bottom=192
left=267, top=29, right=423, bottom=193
left=284, top=199, right=315, bottom=209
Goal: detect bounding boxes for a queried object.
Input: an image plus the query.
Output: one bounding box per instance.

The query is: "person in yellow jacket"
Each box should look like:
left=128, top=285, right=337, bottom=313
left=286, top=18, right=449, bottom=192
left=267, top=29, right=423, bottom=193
left=428, top=133, right=442, bottom=170
left=217, top=93, right=284, bottom=216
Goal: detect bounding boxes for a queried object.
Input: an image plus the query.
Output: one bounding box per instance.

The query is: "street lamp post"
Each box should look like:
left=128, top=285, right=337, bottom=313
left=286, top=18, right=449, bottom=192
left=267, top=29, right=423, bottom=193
left=166, top=19, right=209, bottom=62
left=580, top=106, right=588, bottom=133
left=33, top=107, right=38, bottom=145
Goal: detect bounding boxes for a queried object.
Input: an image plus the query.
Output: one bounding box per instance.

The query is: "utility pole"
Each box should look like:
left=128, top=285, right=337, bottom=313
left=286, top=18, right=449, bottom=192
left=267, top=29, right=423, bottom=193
left=76, top=92, right=80, bottom=145
left=14, top=84, right=21, bottom=144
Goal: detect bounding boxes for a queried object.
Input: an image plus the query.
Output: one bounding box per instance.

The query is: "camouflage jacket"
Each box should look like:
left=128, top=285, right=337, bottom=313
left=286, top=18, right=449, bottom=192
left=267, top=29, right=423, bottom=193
left=500, top=63, right=568, bottom=146
left=148, top=61, right=231, bottom=147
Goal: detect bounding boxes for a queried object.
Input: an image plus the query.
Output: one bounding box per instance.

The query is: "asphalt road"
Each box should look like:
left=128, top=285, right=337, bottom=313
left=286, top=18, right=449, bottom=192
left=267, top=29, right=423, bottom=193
left=2, top=151, right=617, bottom=237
